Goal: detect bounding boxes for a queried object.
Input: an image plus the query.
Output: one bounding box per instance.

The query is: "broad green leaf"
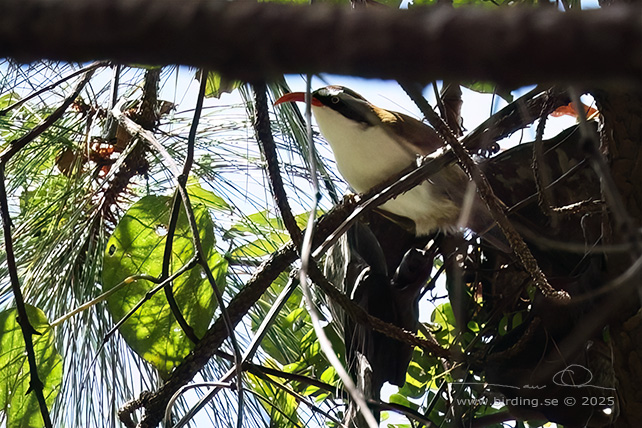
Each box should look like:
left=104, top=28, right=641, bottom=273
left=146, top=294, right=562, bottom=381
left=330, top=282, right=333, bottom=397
left=186, top=179, right=231, bottom=212
left=284, top=307, right=307, bottom=327
left=230, top=235, right=288, bottom=259
left=403, top=360, right=429, bottom=397
left=389, top=393, right=416, bottom=410
left=320, top=366, right=337, bottom=384
left=462, top=81, right=514, bottom=103
left=498, top=314, right=509, bottom=336
left=467, top=320, right=480, bottom=333
left=103, top=195, right=227, bottom=376
left=247, top=371, right=300, bottom=427
left=399, top=329, right=441, bottom=398
left=0, top=306, right=62, bottom=428
left=512, top=312, right=524, bottom=329
left=431, top=303, right=456, bottom=346
left=202, top=71, right=241, bottom=99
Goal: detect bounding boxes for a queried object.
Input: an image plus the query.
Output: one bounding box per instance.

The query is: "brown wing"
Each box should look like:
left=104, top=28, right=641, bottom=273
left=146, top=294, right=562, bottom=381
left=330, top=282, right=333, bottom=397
left=373, top=106, right=445, bottom=155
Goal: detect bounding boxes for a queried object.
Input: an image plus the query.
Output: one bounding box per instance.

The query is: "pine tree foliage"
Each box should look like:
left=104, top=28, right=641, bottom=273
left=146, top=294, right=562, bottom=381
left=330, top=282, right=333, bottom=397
left=0, top=0, right=640, bottom=426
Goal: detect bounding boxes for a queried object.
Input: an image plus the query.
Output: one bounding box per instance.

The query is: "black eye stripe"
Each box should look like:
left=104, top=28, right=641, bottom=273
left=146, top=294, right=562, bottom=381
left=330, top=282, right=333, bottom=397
left=313, top=87, right=373, bottom=126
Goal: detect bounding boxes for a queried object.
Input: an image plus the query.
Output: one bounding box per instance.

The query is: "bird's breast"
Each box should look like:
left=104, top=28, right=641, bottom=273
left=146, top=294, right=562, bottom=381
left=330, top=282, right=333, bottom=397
left=312, top=105, right=465, bottom=236
left=313, top=106, right=415, bottom=193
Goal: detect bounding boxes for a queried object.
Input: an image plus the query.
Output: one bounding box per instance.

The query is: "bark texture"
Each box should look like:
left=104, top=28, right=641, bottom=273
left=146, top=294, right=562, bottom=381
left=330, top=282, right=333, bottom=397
left=0, top=0, right=641, bottom=86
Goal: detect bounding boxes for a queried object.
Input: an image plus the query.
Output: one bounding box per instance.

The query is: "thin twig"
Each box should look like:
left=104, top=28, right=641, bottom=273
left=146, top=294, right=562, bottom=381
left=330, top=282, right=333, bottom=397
left=298, top=77, right=379, bottom=427
left=162, top=191, right=199, bottom=344
left=0, top=166, right=53, bottom=428
left=158, top=69, right=208, bottom=346
left=169, top=275, right=299, bottom=428
left=85, top=257, right=199, bottom=379
left=184, top=69, right=245, bottom=427
left=532, top=91, right=558, bottom=224
left=0, top=69, right=95, bottom=163
left=214, top=350, right=338, bottom=394
left=252, top=81, right=302, bottom=247
left=110, top=98, right=245, bottom=405
left=462, top=86, right=569, bottom=153
left=0, top=61, right=109, bottom=117
left=0, top=68, right=95, bottom=428
left=369, top=399, right=436, bottom=428
left=50, top=273, right=158, bottom=327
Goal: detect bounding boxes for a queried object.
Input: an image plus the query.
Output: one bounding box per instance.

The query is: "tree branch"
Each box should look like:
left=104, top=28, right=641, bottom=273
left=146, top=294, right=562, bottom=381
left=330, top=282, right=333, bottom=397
left=252, top=81, right=303, bottom=247
left=0, top=167, right=53, bottom=428
left=0, top=69, right=94, bottom=163
left=127, top=244, right=299, bottom=427
left=123, top=192, right=449, bottom=426
left=0, top=68, right=95, bottom=428
left=1, top=0, right=641, bottom=86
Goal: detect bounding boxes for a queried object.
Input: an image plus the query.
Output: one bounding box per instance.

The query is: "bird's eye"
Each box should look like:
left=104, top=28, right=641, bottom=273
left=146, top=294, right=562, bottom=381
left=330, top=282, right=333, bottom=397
left=331, top=96, right=340, bottom=104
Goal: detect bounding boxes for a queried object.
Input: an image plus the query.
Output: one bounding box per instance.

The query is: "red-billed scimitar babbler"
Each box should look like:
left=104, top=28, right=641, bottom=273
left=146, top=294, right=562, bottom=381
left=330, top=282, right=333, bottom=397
left=276, top=86, right=480, bottom=426
left=274, top=85, right=489, bottom=236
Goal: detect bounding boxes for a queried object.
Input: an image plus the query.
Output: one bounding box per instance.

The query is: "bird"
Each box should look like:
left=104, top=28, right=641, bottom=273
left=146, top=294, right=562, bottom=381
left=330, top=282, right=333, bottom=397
left=274, top=85, right=478, bottom=236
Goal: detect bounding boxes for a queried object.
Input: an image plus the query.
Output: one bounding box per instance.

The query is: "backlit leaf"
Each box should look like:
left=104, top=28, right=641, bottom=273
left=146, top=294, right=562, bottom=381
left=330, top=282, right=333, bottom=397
left=103, top=195, right=227, bottom=376
left=0, top=306, right=62, bottom=428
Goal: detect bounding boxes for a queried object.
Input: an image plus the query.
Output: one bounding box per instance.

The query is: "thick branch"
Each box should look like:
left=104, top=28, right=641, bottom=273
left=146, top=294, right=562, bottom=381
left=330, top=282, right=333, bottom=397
left=1, top=0, right=641, bottom=86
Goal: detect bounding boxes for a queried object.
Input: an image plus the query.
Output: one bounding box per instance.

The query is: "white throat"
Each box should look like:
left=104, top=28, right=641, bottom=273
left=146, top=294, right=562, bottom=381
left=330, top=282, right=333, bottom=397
left=312, top=105, right=415, bottom=193
left=311, top=105, right=463, bottom=236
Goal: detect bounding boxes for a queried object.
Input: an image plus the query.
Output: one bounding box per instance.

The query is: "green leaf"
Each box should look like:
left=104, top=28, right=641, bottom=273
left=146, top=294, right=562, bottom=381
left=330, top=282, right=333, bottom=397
left=202, top=71, right=241, bottom=99
left=247, top=371, right=300, bottom=427
left=186, top=179, right=231, bottom=212
left=498, top=314, right=509, bottom=336
left=512, top=312, right=524, bottom=329
left=389, top=393, right=416, bottom=410
left=467, top=320, right=480, bottom=333
left=230, top=235, right=288, bottom=259
left=0, top=306, right=63, bottom=428
left=320, top=366, right=337, bottom=384
left=430, top=303, right=456, bottom=346
left=397, top=328, right=442, bottom=397
left=103, top=195, right=227, bottom=376
left=462, top=81, right=514, bottom=103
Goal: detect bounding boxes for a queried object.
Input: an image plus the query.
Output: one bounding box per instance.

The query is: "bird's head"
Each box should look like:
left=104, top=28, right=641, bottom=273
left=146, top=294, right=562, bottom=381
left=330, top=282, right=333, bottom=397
left=274, top=86, right=381, bottom=126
